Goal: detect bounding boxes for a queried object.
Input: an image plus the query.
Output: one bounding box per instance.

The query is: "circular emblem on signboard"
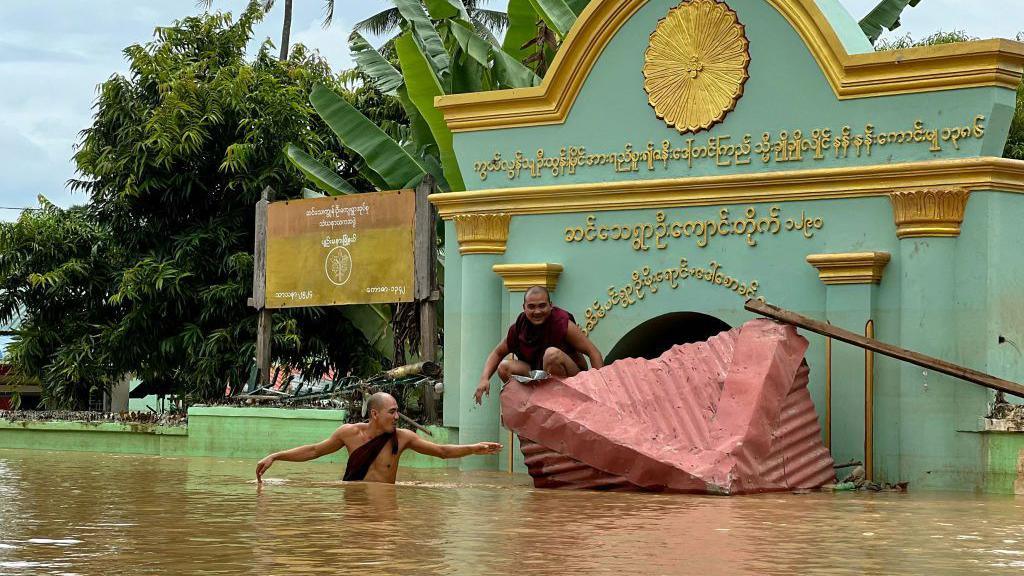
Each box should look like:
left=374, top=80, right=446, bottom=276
left=642, top=0, right=750, bottom=133
left=325, top=245, right=353, bottom=286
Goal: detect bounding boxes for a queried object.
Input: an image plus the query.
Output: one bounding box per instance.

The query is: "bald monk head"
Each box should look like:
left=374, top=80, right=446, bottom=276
left=367, top=392, right=399, bottom=433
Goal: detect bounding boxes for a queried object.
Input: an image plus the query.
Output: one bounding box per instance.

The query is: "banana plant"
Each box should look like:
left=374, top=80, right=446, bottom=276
left=859, top=0, right=924, bottom=44
left=289, top=0, right=546, bottom=199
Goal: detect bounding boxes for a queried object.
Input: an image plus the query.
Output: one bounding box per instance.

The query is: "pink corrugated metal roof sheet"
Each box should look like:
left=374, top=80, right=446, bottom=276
left=501, top=319, right=835, bottom=495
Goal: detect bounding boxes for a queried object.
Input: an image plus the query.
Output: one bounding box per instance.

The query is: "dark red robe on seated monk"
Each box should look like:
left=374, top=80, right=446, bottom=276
left=343, top=431, right=398, bottom=481
left=505, top=306, right=578, bottom=371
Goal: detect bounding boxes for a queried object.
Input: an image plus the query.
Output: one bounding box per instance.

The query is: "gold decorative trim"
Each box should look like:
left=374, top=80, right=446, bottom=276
left=888, top=188, right=970, bottom=238
left=453, top=213, right=511, bottom=254
left=491, top=263, right=564, bottom=292
left=434, top=0, right=1024, bottom=132
left=806, top=252, right=890, bottom=284
left=430, top=157, right=1024, bottom=219
left=643, top=0, right=750, bottom=133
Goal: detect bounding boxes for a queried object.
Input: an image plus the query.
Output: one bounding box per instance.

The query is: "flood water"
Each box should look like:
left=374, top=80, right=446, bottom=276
left=0, top=449, right=1022, bottom=575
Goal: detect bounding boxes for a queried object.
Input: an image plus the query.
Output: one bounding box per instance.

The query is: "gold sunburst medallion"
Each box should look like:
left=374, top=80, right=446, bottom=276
left=643, top=0, right=750, bottom=133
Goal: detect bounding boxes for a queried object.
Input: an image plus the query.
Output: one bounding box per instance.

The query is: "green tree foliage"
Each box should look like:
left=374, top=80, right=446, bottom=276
left=873, top=30, right=1024, bottom=161
left=0, top=200, right=120, bottom=409
left=0, top=3, right=386, bottom=408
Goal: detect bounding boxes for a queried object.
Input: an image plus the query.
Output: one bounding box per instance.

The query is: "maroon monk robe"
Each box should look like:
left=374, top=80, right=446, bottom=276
left=505, top=306, right=577, bottom=371
left=343, top=431, right=398, bottom=481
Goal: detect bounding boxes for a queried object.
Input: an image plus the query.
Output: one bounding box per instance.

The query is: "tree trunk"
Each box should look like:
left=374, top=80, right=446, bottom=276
left=279, top=0, right=293, bottom=61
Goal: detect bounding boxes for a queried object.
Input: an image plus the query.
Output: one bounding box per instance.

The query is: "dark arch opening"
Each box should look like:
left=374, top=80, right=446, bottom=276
left=604, top=312, right=732, bottom=364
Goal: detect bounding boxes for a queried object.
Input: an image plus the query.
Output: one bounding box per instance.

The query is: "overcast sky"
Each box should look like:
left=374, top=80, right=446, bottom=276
left=0, top=0, right=1020, bottom=216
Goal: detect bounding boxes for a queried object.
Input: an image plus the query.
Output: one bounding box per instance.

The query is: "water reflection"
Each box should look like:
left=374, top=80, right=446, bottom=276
left=0, top=449, right=1021, bottom=575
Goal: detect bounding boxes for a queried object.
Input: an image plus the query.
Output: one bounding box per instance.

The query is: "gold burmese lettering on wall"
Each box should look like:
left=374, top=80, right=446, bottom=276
left=564, top=207, right=822, bottom=250
left=473, top=116, right=986, bottom=181
left=581, top=258, right=763, bottom=335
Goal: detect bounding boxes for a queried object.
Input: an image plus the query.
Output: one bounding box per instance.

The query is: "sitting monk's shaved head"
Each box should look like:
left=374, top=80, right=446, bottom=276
left=524, top=285, right=550, bottom=303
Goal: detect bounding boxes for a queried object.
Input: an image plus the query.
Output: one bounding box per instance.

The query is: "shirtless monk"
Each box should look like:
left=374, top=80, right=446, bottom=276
left=256, top=392, right=501, bottom=483
left=474, top=285, right=604, bottom=405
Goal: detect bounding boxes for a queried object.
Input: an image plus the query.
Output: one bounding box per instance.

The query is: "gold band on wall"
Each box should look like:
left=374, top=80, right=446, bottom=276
left=492, top=263, right=564, bottom=292
left=453, top=213, right=511, bottom=254
left=429, top=157, right=1024, bottom=220
left=889, top=188, right=970, bottom=238
left=807, top=252, right=891, bottom=285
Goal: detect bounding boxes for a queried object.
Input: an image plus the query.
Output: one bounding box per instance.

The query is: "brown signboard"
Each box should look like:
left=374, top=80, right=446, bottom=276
left=265, top=190, right=415, bottom=308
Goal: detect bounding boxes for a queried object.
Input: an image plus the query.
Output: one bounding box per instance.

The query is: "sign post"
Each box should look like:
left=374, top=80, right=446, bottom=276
left=253, top=187, right=272, bottom=389
left=414, top=176, right=439, bottom=421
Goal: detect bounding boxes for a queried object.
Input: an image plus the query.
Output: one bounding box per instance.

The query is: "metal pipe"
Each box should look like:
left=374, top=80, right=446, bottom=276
left=865, top=319, right=875, bottom=482
left=825, top=335, right=832, bottom=450
left=508, top=429, right=514, bottom=474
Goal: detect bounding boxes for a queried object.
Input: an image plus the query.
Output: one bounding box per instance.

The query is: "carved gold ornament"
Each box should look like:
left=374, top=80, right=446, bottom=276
left=643, top=0, right=750, bottom=133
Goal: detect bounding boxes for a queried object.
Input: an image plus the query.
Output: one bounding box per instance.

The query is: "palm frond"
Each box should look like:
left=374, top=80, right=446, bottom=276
left=322, top=0, right=335, bottom=28
left=470, top=8, right=509, bottom=34
left=354, top=8, right=404, bottom=37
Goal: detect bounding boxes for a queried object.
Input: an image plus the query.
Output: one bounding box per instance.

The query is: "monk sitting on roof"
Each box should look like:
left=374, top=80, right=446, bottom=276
left=256, top=392, right=501, bottom=484
left=474, top=285, right=604, bottom=405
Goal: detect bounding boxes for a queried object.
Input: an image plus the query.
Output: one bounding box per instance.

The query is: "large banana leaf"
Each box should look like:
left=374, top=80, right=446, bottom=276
left=451, top=50, right=488, bottom=94
left=859, top=0, right=923, bottom=44
left=395, top=32, right=466, bottom=191
left=566, top=0, right=589, bottom=15
left=451, top=21, right=540, bottom=89
left=340, top=304, right=394, bottom=361
left=450, top=21, right=490, bottom=66
left=284, top=144, right=357, bottom=196
left=396, top=86, right=437, bottom=154
left=348, top=32, right=404, bottom=96
left=503, top=0, right=540, bottom=60
left=309, top=84, right=426, bottom=190
left=394, top=0, right=451, bottom=83
left=422, top=0, right=469, bottom=21
left=527, top=0, right=577, bottom=38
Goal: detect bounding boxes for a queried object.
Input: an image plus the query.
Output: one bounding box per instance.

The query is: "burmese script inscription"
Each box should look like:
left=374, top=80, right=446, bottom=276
left=581, top=258, right=762, bottom=335
left=564, top=207, right=823, bottom=250
left=474, top=116, right=986, bottom=182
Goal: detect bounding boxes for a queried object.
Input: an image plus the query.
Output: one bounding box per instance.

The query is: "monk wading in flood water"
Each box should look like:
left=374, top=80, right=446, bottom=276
left=256, top=392, right=501, bottom=483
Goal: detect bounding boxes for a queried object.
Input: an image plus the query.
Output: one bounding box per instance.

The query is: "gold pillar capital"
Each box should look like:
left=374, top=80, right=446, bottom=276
left=806, top=252, right=891, bottom=285
left=888, top=188, right=970, bottom=238
left=454, top=213, right=511, bottom=255
left=491, top=263, right=564, bottom=292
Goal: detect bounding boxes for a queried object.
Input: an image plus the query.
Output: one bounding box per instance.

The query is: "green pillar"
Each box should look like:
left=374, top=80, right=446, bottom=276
left=890, top=189, right=983, bottom=490
left=807, top=252, right=889, bottom=476
left=454, top=214, right=510, bottom=471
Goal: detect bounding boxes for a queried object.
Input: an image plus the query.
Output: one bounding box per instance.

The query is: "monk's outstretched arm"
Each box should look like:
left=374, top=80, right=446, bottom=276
left=566, top=323, right=604, bottom=369
left=256, top=425, right=348, bottom=482
left=474, top=340, right=510, bottom=404
left=402, top=429, right=502, bottom=460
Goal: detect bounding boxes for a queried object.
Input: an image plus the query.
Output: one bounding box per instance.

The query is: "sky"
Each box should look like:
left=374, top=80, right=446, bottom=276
left=0, top=0, right=1021, bottom=217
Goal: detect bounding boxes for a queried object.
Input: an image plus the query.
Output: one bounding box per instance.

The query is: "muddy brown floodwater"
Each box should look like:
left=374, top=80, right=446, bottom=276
left=0, top=449, right=1022, bottom=575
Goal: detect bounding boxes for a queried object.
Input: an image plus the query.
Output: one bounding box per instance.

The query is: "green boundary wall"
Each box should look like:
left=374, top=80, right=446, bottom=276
left=0, top=406, right=456, bottom=470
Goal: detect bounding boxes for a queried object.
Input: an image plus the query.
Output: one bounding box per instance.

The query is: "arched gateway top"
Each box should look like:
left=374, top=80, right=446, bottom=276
left=436, top=0, right=1024, bottom=133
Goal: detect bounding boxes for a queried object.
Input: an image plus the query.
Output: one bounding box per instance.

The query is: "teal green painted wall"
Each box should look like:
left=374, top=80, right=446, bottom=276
left=0, top=408, right=455, bottom=470
left=454, top=0, right=1015, bottom=191
left=444, top=221, right=463, bottom=428
left=0, top=420, right=188, bottom=456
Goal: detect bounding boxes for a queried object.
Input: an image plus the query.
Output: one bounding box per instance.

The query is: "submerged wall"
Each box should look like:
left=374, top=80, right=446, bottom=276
left=0, top=406, right=455, bottom=470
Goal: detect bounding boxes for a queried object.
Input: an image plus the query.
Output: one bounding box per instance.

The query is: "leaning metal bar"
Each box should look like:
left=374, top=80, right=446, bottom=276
left=745, top=300, right=1024, bottom=398
left=864, top=319, right=874, bottom=482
